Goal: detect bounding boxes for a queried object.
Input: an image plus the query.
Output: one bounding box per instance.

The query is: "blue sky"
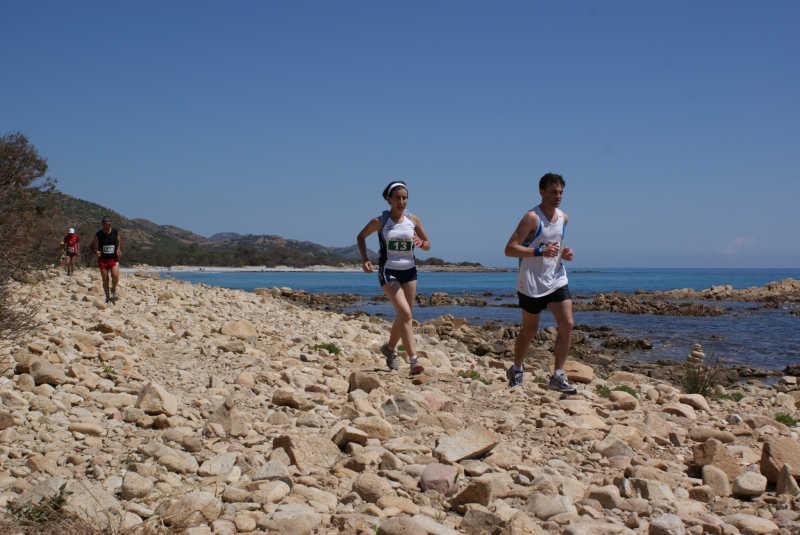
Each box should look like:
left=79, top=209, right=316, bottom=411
left=2, top=1, right=798, bottom=268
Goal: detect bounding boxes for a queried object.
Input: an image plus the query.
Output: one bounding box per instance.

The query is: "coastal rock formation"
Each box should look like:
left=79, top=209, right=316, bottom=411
left=0, top=269, right=797, bottom=535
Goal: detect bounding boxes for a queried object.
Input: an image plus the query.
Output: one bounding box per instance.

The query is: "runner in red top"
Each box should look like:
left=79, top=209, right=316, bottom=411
left=63, top=228, right=80, bottom=276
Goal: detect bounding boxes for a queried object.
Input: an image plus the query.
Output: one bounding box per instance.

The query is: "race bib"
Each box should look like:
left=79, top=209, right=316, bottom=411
left=387, top=239, right=412, bottom=254
left=103, top=245, right=116, bottom=254
left=539, top=240, right=560, bottom=254
left=66, top=246, right=75, bottom=253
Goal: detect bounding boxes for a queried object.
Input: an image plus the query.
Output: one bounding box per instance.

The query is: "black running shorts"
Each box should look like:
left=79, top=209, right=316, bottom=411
left=517, top=285, right=571, bottom=315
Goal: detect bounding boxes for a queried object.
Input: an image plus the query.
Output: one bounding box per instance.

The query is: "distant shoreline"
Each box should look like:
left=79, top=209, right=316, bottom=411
left=120, top=264, right=515, bottom=274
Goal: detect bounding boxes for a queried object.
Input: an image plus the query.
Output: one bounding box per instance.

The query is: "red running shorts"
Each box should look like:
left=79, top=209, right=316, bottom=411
left=98, top=258, right=118, bottom=270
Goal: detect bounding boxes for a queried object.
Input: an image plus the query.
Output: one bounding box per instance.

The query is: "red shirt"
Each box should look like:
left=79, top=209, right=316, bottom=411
left=64, top=234, right=80, bottom=254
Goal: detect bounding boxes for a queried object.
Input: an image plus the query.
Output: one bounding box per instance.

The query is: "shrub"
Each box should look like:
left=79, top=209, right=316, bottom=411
left=714, top=392, right=745, bottom=403
left=0, top=132, right=60, bottom=351
left=457, top=369, right=492, bottom=385
left=595, top=385, right=611, bottom=398
left=776, top=413, right=797, bottom=427
left=307, top=342, right=341, bottom=355
left=613, top=385, right=638, bottom=398
left=680, top=350, right=721, bottom=398
left=533, top=377, right=547, bottom=384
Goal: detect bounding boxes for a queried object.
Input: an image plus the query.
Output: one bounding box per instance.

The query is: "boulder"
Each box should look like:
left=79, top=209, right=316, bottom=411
left=723, top=514, right=780, bottom=535
left=260, top=504, right=321, bottom=535
left=563, top=361, right=594, bottom=383
left=252, top=460, right=293, bottom=488
left=379, top=516, right=428, bottom=535
left=450, top=477, right=493, bottom=508
left=434, top=424, right=500, bottom=463
left=163, top=491, right=223, bottom=527
left=760, top=437, right=800, bottom=483
left=29, top=360, right=66, bottom=386
left=419, top=463, right=460, bottom=496
left=777, top=463, right=800, bottom=496
left=207, top=397, right=247, bottom=437
left=692, top=438, right=743, bottom=481
left=333, top=426, right=369, bottom=448
left=732, top=472, right=767, bottom=497
left=662, top=402, right=697, bottom=421
left=420, top=392, right=453, bottom=412
left=135, top=382, right=178, bottom=416
left=272, top=389, right=315, bottom=411
left=348, top=372, right=383, bottom=393
left=274, top=434, right=341, bottom=474
left=198, top=452, right=238, bottom=477
left=679, top=394, right=712, bottom=413
left=688, top=427, right=735, bottom=443
left=592, top=435, right=634, bottom=458
left=609, top=391, right=638, bottom=410
left=121, top=471, right=153, bottom=500
left=352, top=473, right=395, bottom=503
left=702, top=465, right=732, bottom=497
left=353, top=415, right=394, bottom=441
left=220, top=320, right=256, bottom=339
left=588, top=485, right=621, bottom=509
left=649, top=514, right=686, bottom=535
left=460, top=508, right=506, bottom=535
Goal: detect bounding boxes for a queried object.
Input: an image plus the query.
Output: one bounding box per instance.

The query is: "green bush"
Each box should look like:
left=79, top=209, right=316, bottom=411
left=713, top=392, right=745, bottom=403
left=613, top=385, right=638, bottom=398
left=595, top=385, right=611, bottom=398
left=776, top=412, right=797, bottom=427
left=533, top=377, right=547, bottom=384
left=457, top=369, right=492, bottom=385
left=307, top=342, right=341, bottom=355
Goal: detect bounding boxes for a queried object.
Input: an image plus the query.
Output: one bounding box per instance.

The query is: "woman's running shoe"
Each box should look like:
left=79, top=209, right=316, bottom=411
left=381, top=343, right=399, bottom=371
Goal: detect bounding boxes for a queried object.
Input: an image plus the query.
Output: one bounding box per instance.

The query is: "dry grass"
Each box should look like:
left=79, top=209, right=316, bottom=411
left=0, top=515, right=180, bottom=535
left=680, top=352, right=722, bottom=398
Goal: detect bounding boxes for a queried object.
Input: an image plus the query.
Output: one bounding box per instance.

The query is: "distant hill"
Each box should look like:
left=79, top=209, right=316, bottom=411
left=52, top=191, right=377, bottom=267
left=208, top=232, right=242, bottom=243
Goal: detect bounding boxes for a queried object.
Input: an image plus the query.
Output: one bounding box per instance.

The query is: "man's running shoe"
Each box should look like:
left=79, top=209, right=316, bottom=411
left=506, top=367, right=524, bottom=388
left=410, top=361, right=424, bottom=375
left=547, top=373, right=578, bottom=394
left=381, top=343, right=399, bottom=371
left=111, top=290, right=119, bottom=302
left=105, top=297, right=111, bottom=304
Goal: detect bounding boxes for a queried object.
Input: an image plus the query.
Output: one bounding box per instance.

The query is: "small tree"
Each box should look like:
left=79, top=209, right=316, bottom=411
left=0, top=131, right=60, bottom=349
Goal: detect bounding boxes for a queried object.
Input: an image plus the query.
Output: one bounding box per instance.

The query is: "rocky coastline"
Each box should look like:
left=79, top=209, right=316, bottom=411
left=0, top=270, right=799, bottom=535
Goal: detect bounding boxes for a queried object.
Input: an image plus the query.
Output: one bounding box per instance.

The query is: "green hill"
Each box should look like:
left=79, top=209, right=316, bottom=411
left=52, top=191, right=377, bottom=267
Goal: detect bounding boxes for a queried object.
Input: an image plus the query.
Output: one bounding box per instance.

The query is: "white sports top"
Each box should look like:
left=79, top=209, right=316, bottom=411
left=517, top=206, right=569, bottom=298
left=379, top=212, right=416, bottom=270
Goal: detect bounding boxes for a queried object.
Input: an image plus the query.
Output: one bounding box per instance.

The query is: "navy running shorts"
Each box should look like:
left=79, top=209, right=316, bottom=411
left=379, top=266, right=418, bottom=286
left=517, top=284, right=571, bottom=314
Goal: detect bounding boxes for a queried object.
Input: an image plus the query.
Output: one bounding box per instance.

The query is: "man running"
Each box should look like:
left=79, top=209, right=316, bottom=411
left=91, top=216, right=121, bottom=303
left=504, top=173, right=577, bottom=393
left=63, top=228, right=80, bottom=276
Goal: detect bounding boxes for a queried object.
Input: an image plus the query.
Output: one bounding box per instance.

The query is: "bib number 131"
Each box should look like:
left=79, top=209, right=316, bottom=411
left=387, top=239, right=412, bottom=253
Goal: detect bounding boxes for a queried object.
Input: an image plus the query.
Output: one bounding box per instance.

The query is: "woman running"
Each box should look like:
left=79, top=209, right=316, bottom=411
left=357, top=181, right=430, bottom=374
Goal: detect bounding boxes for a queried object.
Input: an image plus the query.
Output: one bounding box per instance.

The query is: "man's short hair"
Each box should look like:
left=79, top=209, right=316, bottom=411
left=101, top=216, right=112, bottom=223
left=539, top=173, right=565, bottom=191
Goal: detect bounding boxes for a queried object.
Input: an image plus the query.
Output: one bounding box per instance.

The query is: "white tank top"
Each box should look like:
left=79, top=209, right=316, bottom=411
left=516, top=206, right=569, bottom=298
left=379, top=212, right=416, bottom=270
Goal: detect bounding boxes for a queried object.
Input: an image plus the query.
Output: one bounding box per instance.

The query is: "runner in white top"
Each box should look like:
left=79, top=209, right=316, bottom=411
left=357, top=181, right=431, bottom=375
left=504, top=173, right=577, bottom=393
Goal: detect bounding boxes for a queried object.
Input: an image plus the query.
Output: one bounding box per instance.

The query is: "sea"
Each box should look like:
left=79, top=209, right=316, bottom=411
left=164, top=268, right=800, bottom=371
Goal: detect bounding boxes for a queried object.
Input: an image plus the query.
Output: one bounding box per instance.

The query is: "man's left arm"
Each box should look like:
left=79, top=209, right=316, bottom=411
left=561, top=212, right=574, bottom=261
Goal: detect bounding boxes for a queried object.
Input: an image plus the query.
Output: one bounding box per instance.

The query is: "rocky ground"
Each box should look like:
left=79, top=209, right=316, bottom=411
left=1, top=269, right=800, bottom=535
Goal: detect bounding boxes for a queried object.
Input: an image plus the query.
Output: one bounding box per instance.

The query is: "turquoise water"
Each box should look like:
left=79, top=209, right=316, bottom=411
left=167, top=268, right=800, bottom=370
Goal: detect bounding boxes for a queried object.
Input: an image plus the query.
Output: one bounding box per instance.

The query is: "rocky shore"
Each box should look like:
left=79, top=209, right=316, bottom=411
left=1, top=269, right=799, bottom=535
